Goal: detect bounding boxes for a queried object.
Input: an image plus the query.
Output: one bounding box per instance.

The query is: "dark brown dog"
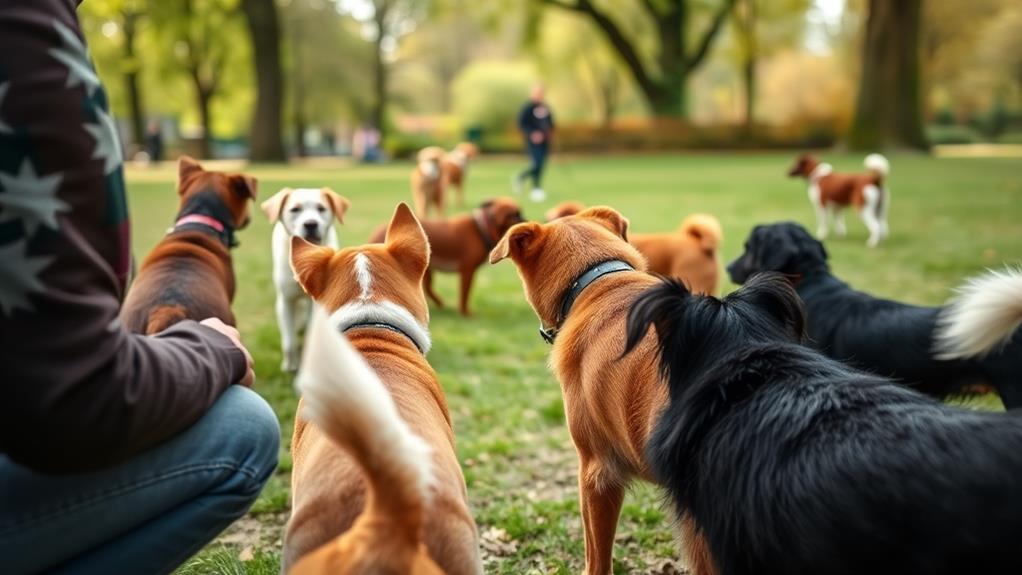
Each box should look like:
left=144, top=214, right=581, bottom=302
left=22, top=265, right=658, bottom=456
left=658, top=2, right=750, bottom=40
left=369, top=197, right=524, bottom=316
left=121, top=157, right=257, bottom=333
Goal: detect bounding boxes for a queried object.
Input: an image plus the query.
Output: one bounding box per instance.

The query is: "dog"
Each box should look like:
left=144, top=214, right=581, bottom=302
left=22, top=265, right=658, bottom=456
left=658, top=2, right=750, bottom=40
left=490, top=206, right=674, bottom=574
left=788, top=152, right=890, bottom=247
left=441, top=142, right=480, bottom=208
left=283, top=203, right=481, bottom=574
left=260, top=187, right=351, bottom=372
left=626, top=273, right=1022, bottom=575
left=121, top=156, right=256, bottom=333
left=543, top=201, right=724, bottom=294
left=727, top=222, right=1022, bottom=407
left=369, top=197, right=524, bottom=316
left=411, top=146, right=447, bottom=217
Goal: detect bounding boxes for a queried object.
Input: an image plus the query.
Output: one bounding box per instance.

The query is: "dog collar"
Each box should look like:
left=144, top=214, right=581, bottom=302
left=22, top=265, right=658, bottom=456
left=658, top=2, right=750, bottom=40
left=473, top=208, right=497, bottom=252
left=343, top=321, right=425, bottom=355
left=169, top=191, right=238, bottom=248
left=539, top=259, right=635, bottom=344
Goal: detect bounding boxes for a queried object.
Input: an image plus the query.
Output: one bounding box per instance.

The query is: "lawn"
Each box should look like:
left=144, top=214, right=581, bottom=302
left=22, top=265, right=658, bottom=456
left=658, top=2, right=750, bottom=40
left=120, top=152, right=1022, bottom=574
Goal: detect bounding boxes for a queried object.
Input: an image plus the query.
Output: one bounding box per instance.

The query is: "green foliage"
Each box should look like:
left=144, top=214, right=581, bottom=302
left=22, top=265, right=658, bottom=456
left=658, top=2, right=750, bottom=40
left=451, top=60, right=536, bottom=134
left=926, top=124, right=985, bottom=145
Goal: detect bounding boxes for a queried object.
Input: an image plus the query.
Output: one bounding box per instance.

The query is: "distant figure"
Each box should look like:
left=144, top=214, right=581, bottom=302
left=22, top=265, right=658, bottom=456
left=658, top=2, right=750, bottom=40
left=146, top=119, right=163, bottom=164
left=514, top=83, right=554, bottom=202
left=353, top=124, right=382, bottom=163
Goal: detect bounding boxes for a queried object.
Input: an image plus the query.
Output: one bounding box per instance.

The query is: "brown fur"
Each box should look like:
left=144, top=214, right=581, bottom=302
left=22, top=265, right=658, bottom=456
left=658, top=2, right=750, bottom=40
left=544, top=200, right=586, bottom=222
left=411, top=146, right=447, bottom=217
left=441, top=142, right=480, bottom=208
left=369, top=197, right=524, bottom=316
left=788, top=153, right=884, bottom=210
left=489, top=207, right=715, bottom=574
left=120, top=156, right=257, bottom=334
left=284, top=204, right=481, bottom=574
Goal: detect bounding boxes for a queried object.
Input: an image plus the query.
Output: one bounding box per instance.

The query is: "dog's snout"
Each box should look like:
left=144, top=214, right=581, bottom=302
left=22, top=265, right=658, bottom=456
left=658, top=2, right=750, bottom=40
left=303, top=221, right=319, bottom=232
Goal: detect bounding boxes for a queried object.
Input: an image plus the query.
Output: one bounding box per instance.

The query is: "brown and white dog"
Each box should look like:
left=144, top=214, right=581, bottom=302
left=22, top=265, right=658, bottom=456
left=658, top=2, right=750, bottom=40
left=121, top=156, right=256, bottom=333
left=544, top=201, right=723, bottom=295
left=369, top=197, right=524, bottom=316
left=788, top=152, right=891, bottom=247
left=260, top=187, right=351, bottom=372
left=411, top=146, right=447, bottom=217
left=283, top=203, right=481, bottom=574
left=489, top=207, right=711, bottom=575
left=441, top=142, right=480, bottom=208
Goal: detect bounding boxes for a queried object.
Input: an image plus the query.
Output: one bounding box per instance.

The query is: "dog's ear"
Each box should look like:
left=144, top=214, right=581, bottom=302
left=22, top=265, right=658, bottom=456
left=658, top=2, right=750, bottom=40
left=260, top=188, right=293, bottom=224
left=230, top=174, right=258, bottom=201
left=752, top=227, right=800, bottom=272
left=177, top=156, right=203, bottom=192
left=385, top=202, right=430, bottom=279
left=730, top=272, right=806, bottom=341
left=290, top=236, right=334, bottom=299
left=578, top=206, right=629, bottom=242
left=321, top=188, right=351, bottom=224
left=489, top=221, right=540, bottom=264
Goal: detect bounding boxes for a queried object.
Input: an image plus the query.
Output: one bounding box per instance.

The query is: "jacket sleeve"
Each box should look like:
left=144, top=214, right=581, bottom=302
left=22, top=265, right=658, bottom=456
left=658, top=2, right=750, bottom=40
left=518, top=103, right=532, bottom=134
left=0, top=0, right=248, bottom=474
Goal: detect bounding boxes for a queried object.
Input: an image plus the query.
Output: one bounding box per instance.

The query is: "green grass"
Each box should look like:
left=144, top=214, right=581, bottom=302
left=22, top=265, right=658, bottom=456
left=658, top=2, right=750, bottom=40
left=120, top=152, right=1022, bottom=574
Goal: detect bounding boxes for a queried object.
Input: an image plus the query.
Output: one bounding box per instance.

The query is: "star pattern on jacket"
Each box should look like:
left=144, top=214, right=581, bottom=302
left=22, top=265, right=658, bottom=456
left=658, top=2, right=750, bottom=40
left=0, top=159, right=68, bottom=236
left=0, top=238, right=54, bottom=315
left=48, top=20, right=101, bottom=98
left=84, top=106, right=123, bottom=176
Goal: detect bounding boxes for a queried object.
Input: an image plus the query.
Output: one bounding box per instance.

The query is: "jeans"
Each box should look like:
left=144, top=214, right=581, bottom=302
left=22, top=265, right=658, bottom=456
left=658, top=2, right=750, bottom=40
left=518, top=141, right=548, bottom=189
left=0, top=386, right=280, bottom=575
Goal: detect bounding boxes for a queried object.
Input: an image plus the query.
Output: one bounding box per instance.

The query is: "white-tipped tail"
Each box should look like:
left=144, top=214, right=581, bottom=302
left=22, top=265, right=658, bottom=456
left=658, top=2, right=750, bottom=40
left=864, top=153, right=890, bottom=177
left=934, top=268, right=1022, bottom=360
left=296, top=308, right=433, bottom=515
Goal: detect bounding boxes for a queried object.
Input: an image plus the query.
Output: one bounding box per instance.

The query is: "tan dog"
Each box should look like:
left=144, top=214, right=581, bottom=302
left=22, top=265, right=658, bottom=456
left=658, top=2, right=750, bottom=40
left=630, top=214, right=723, bottom=295
left=788, top=152, right=891, bottom=247
left=369, top=197, right=524, bottom=316
left=283, top=203, right=481, bottom=574
left=489, top=207, right=712, bottom=574
left=411, top=146, right=447, bottom=217
left=544, top=201, right=723, bottom=295
left=121, top=156, right=256, bottom=333
left=441, top=142, right=480, bottom=207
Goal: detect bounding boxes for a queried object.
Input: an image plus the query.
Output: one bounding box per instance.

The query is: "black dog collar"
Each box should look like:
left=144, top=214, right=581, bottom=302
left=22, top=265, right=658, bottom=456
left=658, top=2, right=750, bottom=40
left=344, top=321, right=425, bottom=354
left=170, top=190, right=238, bottom=249
left=539, top=260, right=635, bottom=344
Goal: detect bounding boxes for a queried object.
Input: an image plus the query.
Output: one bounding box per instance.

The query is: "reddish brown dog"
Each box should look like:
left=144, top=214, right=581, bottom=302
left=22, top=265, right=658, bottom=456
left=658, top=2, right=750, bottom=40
left=284, top=203, right=481, bottom=574
left=120, top=157, right=256, bottom=333
left=490, top=207, right=714, bottom=575
left=441, top=142, right=480, bottom=207
left=411, top=146, right=447, bottom=217
left=369, top=197, right=524, bottom=316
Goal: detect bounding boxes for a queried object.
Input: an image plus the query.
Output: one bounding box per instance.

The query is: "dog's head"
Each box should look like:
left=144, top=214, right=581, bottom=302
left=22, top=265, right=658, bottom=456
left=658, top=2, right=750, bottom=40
left=727, top=222, right=828, bottom=284
left=787, top=153, right=820, bottom=178
left=177, top=156, right=257, bottom=228
left=544, top=201, right=585, bottom=222
left=261, top=187, right=350, bottom=245
left=291, top=202, right=430, bottom=323
left=455, top=142, right=479, bottom=160
left=480, top=197, right=525, bottom=238
left=489, top=205, right=645, bottom=328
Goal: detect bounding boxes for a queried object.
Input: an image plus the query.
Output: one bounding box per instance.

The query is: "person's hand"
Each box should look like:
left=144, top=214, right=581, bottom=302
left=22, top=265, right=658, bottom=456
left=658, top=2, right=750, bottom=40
left=200, top=318, right=256, bottom=387
left=530, top=130, right=545, bottom=145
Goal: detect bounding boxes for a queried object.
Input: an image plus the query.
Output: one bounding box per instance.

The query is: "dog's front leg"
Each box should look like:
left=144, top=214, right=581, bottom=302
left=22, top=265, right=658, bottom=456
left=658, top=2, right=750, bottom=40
left=277, top=293, right=299, bottom=372
left=578, top=460, right=625, bottom=575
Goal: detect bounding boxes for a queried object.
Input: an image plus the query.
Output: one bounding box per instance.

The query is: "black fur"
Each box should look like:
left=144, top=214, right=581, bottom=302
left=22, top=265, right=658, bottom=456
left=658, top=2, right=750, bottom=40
left=626, top=274, right=1022, bottom=575
left=727, top=222, right=1022, bottom=407
left=174, top=189, right=239, bottom=248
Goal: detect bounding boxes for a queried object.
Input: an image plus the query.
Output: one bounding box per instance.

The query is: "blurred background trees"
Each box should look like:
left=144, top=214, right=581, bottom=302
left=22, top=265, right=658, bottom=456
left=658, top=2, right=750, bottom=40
left=77, top=0, right=1022, bottom=160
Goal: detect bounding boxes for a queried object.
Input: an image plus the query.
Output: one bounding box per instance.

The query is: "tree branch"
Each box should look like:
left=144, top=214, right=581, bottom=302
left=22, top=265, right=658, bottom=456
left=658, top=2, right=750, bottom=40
left=687, top=0, right=736, bottom=69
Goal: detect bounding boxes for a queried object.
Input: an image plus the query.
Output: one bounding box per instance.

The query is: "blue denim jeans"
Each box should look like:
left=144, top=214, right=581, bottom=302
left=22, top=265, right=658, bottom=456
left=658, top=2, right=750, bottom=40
left=518, top=141, right=549, bottom=189
left=0, top=386, right=280, bottom=575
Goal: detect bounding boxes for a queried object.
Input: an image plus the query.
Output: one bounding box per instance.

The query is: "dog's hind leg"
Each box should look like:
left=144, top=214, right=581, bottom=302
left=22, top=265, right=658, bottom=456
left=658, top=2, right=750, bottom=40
left=578, top=459, right=625, bottom=575
left=277, top=294, right=299, bottom=372
left=809, top=184, right=828, bottom=239
left=878, top=187, right=890, bottom=239
left=861, top=185, right=883, bottom=247
left=423, top=269, right=445, bottom=308
left=678, top=513, right=719, bottom=575
left=831, top=206, right=847, bottom=237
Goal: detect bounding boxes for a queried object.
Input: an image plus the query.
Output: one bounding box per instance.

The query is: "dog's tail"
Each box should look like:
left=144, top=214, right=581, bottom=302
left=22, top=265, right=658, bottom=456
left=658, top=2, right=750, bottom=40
left=680, top=214, right=723, bottom=256
left=934, top=267, right=1022, bottom=360
left=864, top=153, right=890, bottom=182
left=296, top=310, right=433, bottom=538
left=144, top=304, right=189, bottom=334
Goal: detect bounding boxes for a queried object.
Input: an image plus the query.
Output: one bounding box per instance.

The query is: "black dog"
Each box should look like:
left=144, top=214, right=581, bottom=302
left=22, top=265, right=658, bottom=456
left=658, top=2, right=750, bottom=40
left=727, top=222, right=1022, bottom=407
left=625, top=274, right=1022, bottom=575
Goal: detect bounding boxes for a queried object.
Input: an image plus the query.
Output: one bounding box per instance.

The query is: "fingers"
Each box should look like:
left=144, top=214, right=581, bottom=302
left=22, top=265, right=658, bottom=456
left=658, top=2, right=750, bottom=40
left=199, top=317, right=257, bottom=387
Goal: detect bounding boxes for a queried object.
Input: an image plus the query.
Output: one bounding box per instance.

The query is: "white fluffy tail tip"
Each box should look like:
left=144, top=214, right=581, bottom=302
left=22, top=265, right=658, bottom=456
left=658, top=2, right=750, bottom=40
left=934, top=268, right=1022, bottom=360
left=864, top=153, right=890, bottom=176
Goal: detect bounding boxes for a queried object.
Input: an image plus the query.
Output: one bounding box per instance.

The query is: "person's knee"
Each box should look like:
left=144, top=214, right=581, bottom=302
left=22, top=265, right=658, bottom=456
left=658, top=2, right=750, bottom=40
left=208, top=386, right=280, bottom=493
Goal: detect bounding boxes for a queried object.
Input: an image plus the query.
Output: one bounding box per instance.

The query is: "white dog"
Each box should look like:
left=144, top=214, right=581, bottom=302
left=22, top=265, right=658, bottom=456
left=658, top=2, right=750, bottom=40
left=261, top=187, right=351, bottom=372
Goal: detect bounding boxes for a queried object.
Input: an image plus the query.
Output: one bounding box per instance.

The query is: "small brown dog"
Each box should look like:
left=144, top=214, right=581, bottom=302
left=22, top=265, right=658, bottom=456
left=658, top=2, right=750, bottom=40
left=369, top=197, right=524, bottom=316
left=545, top=201, right=723, bottom=295
left=788, top=152, right=891, bottom=247
left=411, top=146, right=447, bottom=217
left=441, top=142, right=480, bottom=207
left=121, top=156, right=256, bottom=333
left=490, top=207, right=713, bottom=574
left=283, top=203, right=481, bottom=574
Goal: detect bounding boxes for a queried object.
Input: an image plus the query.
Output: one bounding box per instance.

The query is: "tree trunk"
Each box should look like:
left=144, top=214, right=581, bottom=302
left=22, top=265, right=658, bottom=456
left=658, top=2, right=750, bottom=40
left=122, top=10, right=145, bottom=153
left=196, top=88, right=213, bottom=160
left=241, top=0, right=287, bottom=162
left=739, top=0, right=756, bottom=134
left=371, top=33, right=387, bottom=138
left=847, top=0, right=928, bottom=150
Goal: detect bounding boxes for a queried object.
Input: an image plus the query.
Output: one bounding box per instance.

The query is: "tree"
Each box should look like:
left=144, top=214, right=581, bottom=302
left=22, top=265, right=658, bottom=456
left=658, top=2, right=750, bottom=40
left=537, top=0, right=737, bottom=118
left=241, top=0, right=287, bottom=161
left=847, top=0, right=928, bottom=150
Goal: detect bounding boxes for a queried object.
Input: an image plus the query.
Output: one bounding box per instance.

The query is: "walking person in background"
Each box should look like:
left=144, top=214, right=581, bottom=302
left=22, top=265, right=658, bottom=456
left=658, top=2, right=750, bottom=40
left=514, top=83, right=554, bottom=202
left=146, top=119, right=163, bottom=164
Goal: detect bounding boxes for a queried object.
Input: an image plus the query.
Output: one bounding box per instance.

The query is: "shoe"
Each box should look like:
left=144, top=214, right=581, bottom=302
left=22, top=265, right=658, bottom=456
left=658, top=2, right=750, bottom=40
left=511, top=174, right=523, bottom=194
left=530, top=188, right=546, bottom=202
